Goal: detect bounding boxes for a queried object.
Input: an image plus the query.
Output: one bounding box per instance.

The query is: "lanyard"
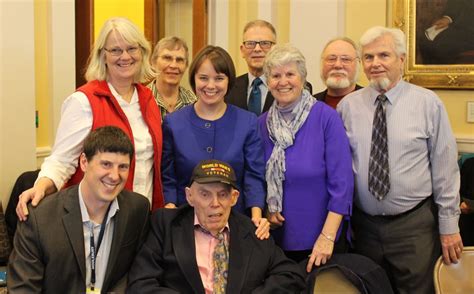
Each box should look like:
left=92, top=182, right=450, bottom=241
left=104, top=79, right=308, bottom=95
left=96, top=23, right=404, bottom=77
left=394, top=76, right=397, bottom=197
left=89, top=204, right=112, bottom=291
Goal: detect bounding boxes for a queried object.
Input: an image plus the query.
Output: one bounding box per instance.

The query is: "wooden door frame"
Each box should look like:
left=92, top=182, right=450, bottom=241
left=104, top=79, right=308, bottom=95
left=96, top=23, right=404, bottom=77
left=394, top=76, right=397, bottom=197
left=144, top=0, right=208, bottom=57
left=75, top=0, right=94, bottom=88
left=75, top=0, right=207, bottom=87
left=192, top=0, right=207, bottom=56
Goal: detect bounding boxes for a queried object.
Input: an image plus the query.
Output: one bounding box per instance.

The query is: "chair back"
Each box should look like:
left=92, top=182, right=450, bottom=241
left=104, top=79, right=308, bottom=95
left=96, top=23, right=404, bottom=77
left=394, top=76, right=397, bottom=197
left=434, top=247, right=474, bottom=293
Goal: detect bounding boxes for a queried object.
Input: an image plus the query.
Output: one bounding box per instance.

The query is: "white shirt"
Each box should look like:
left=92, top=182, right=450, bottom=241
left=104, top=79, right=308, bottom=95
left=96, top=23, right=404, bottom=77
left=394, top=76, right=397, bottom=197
left=247, top=73, right=269, bottom=112
left=78, top=182, right=119, bottom=291
left=38, top=82, right=154, bottom=203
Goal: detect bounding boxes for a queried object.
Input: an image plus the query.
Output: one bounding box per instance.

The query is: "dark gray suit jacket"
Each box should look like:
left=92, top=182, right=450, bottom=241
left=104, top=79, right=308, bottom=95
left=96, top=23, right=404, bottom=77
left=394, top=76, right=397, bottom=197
left=7, top=186, right=150, bottom=293
left=226, top=73, right=313, bottom=114
left=127, top=205, right=306, bottom=293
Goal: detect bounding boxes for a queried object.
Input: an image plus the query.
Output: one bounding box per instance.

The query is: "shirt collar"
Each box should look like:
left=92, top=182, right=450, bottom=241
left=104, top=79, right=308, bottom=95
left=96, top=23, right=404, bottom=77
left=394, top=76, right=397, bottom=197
left=78, top=182, right=120, bottom=224
left=107, top=82, right=138, bottom=104
left=248, top=73, right=267, bottom=88
left=369, top=78, right=404, bottom=105
left=193, top=213, right=230, bottom=235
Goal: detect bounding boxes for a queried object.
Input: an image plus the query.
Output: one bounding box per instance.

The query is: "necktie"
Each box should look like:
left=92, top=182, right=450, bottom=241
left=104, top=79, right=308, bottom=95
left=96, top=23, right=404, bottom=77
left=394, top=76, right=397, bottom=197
left=368, top=94, right=390, bottom=200
left=213, top=232, right=228, bottom=294
left=248, top=77, right=263, bottom=115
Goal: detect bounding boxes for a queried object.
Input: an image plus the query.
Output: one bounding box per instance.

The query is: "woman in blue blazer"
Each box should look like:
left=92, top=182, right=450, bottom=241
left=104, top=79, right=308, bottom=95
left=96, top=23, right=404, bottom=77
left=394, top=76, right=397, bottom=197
left=161, top=46, right=269, bottom=238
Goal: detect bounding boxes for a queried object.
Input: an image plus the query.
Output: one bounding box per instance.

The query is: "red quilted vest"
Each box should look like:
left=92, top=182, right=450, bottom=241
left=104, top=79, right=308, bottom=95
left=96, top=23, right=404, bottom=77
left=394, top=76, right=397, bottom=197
left=63, top=80, right=164, bottom=210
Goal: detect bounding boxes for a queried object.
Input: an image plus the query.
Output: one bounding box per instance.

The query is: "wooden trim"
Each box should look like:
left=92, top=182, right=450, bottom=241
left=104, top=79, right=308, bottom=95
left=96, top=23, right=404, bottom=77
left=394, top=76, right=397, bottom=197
left=193, top=0, right=208, bottom=56
left=75, top=0, right=94, bottom=88
left=144, top=0, right=165, bottom=48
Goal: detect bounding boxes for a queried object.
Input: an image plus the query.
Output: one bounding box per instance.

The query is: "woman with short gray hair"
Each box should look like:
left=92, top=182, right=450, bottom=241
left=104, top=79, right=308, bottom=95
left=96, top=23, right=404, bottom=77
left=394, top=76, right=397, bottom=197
left=259, top=44, right=354, bottom=272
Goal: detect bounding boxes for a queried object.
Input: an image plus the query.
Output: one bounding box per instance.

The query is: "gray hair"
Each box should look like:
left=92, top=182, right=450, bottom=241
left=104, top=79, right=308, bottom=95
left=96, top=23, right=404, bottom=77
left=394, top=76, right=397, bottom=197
left=360, top=26, right=406, bottom=56
left=320, top=37, right=361, bottom=83
left=320, top=37, right=360, bottom=59
left=263, top=44, right=307, bottom=83
left=151, top=36, right=189, bottom=65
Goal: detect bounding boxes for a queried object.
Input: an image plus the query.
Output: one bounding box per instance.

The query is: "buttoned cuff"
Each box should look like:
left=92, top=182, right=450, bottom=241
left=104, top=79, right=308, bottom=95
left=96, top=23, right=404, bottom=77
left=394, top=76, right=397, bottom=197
left=438, top=215, right=460, bottom=235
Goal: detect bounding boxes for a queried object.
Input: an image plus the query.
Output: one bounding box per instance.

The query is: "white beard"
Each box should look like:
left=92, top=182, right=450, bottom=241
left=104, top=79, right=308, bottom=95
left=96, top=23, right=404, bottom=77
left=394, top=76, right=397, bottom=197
left=369, top=77, right=391, bottom=92
left=326, top=77, right=351, bottom=89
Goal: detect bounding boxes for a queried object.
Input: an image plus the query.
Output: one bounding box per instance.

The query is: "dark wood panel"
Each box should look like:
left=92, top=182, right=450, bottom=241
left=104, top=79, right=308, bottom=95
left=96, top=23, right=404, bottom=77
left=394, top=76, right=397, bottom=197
left=193, top=0, right=207, bottom=56
left=75, top=0, right=94, bottom=88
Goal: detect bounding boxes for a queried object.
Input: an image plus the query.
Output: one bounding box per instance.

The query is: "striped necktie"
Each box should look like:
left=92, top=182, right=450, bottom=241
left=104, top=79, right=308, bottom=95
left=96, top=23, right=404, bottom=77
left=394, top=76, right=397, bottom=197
left=368, top=94, right=390, bottom=200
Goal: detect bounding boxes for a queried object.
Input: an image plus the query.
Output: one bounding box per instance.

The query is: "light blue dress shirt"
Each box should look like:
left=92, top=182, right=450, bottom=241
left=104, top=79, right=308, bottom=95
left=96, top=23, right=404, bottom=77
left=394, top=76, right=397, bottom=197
left=337, top=80, right=460, bottom=234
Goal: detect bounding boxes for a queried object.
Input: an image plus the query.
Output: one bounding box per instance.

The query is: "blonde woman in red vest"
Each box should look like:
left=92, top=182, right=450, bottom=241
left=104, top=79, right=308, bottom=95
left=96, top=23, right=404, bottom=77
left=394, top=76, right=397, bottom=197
left=16, top=17, right=164, bottom=221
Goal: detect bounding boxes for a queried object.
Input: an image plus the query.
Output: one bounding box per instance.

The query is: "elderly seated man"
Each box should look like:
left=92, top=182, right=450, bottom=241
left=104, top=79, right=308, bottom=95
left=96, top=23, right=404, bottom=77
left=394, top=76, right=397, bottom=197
left=127, top=159, right=306, bottom=293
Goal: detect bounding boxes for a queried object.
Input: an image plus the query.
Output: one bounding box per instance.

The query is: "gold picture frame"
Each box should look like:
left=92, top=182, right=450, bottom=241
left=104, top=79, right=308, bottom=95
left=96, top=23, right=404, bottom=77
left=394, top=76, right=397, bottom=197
left=392, top=0, right=474, bottom=89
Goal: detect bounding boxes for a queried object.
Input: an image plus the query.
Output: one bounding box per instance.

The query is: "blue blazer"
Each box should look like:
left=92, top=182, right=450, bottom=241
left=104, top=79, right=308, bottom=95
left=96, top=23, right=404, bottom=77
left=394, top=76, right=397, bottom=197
left=161, top=104, right=266, bottom=213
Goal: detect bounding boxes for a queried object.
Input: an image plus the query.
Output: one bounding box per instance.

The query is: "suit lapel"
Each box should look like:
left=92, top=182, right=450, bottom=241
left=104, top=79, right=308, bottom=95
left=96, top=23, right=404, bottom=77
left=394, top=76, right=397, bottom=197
left=226, top=213, right=253, bottom=292
left=172, top=209, right=205, bottom=293
left=62, top=187, right=87, bottom=283
left=263, top=91, right=275, bottom=113
left=234, top=75, right=250, bottom=110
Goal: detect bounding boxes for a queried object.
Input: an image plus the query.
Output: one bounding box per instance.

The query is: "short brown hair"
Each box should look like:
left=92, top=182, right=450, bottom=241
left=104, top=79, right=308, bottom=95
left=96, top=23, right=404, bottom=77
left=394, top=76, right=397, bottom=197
left=83, top=126, right=134, bottom=162
left=188, top=46, right=236, bottom=93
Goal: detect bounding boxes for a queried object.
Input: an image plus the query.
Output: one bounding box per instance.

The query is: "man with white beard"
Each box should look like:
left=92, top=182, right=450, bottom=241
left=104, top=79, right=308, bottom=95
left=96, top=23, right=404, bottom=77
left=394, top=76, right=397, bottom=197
left=313, top=37, right=362, bottom=109
left=337, top=26, right=462, bottom=294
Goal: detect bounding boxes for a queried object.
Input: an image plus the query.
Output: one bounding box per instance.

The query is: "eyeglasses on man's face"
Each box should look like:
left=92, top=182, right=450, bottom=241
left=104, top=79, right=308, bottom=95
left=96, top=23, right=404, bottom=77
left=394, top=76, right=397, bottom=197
left=242, top=40, right=275, bottom=50
left=104, top=46, right=140, bottom=57
left=323, top=55, right=358, bottom=65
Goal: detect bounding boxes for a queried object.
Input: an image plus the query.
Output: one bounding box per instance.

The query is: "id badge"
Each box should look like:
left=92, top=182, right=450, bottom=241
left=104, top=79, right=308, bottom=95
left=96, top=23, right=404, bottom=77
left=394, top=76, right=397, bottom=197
left=86, top=287, right=101, bottom=293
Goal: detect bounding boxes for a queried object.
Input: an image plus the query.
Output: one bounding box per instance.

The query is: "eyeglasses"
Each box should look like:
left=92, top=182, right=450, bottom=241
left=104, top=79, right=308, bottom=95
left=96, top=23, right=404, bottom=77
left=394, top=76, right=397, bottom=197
left=104, top=46, right=140, bottom=56
left=324, top=55, right=357, bottom=65
left=159, top=54, right=186, bottom=65
left=242, top=40, right=275, bottom=50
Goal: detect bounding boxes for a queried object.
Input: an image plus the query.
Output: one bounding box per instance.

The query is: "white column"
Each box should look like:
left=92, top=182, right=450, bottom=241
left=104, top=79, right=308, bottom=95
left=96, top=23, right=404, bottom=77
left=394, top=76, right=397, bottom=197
left=0, top=0, right=37, bottom=207
left=208, top=0, right=229, bottom=49
left=290, top=0, right=345, bottom=92
left=50, top=0, right=76, bottom=133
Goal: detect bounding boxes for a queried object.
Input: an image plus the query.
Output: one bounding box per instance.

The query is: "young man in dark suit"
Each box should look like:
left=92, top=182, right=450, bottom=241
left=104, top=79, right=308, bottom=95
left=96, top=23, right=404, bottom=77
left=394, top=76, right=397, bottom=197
left=8, top=126, right=150, bottom=293
left=127, top=159, right=305, bottom=293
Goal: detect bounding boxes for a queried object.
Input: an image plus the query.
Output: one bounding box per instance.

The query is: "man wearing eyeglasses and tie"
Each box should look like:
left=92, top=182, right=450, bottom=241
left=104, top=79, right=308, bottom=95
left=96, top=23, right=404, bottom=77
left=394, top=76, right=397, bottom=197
left=226, top=20, right=312, bottom=116
left=314, top=37, right=362, bottom=109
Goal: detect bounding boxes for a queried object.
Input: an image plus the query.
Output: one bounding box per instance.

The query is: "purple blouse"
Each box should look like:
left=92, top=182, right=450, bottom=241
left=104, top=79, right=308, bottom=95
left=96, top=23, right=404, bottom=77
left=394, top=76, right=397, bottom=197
left=258, top=101, right=353, bottom=251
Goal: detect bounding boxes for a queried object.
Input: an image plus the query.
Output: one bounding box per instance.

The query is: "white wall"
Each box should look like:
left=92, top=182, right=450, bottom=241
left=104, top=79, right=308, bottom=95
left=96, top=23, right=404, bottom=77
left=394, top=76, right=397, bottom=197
left=290, top=0, right=345, bottom=92
left=0, top=0, right=37, bottom=207
left=0, top=0, right=75, bottom=207
left=208, top=0, right=346, bottom=93
left=50, top=0, right=76, bottom=135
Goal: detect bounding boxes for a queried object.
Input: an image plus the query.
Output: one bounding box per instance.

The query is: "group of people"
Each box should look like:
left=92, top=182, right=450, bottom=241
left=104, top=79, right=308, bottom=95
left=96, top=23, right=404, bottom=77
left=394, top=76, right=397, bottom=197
left=6, top=16, right=463, bottom=294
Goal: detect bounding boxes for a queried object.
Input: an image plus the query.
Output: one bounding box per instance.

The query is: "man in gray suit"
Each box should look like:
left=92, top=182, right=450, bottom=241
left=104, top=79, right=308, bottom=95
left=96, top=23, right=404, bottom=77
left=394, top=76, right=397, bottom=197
left=8, top=126, right=150, bottom=293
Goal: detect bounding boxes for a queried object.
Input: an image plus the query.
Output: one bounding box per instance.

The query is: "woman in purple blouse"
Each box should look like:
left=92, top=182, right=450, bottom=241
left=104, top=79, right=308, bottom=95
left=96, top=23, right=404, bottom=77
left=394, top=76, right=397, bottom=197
left=258, top=44, right=354, bottom=273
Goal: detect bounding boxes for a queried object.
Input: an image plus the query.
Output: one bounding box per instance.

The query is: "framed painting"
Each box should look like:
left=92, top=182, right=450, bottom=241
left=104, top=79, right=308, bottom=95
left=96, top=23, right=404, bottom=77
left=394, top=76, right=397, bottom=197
left=392, top=0, right=474, bottom=89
